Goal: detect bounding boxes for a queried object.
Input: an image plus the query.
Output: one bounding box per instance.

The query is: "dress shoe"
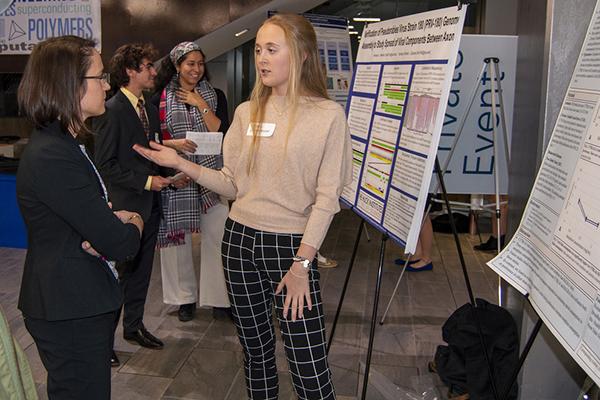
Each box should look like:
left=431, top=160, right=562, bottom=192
left=110, top=350, right=120, bottom=367
left=317, top=253, right=338, bottom=268
left=178, top=303, right=196, bottom=322
left=474, top=235, right=505, bottom=252
left=405, top=261, right=433, bottom=272
left=212, top=307, right=234, bottom=322
left=394, top=258, right=420, bottom=266
left=124, top=326, right=164, bottom=349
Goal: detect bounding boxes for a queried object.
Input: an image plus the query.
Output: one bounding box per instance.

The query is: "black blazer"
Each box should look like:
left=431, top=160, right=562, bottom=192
left=16, top=120, right=141, bottom=321
left=92, top=90, right=167, bottom=221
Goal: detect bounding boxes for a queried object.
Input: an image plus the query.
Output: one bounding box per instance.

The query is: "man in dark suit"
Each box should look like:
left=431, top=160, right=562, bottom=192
left=94, top=44, right=185, bottom=365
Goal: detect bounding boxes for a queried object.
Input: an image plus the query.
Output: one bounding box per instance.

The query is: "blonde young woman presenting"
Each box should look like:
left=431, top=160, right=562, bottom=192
left=136, top=13, right=352, bottom=400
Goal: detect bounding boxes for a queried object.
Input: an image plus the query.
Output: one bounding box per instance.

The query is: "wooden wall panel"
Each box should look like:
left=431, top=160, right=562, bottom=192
left=0, top=0, right=271, bottom=72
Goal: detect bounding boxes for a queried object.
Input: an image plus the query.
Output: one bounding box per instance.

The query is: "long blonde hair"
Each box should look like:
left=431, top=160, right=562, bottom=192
left=247, top=13, right=329, bottom=173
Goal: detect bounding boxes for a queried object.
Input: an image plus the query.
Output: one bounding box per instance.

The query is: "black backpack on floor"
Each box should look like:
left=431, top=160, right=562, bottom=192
left=433, top=298, right=519, bottom=400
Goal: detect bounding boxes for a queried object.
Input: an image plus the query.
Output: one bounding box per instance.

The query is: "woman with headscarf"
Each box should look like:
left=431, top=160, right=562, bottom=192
left=152, top=42, right=230, bottom=322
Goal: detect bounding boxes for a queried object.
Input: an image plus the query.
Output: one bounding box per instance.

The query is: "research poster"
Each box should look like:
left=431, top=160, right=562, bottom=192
left=488, top=1, right=600, bottom=385
left=303, top=13, right=354, bottom=108
left=341, top=6, right=466, bottom=253
left=0, top=0, right=101, bottom=55
left=437, top=34, right=517, bottom=195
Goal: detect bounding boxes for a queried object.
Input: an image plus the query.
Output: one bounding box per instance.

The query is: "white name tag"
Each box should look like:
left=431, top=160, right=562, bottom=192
left=246, top=122, right=276, bottom=137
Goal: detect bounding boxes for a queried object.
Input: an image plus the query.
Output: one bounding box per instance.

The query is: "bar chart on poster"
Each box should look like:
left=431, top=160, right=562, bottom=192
left=488, top=0, right=600, bottom=385
left=341, top=6, right=466, bottom=253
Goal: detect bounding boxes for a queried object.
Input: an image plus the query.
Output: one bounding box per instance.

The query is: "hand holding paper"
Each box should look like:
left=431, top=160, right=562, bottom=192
left=168, top=172, right=186, bottom=183
left=185, top=131, right=223, bottom=155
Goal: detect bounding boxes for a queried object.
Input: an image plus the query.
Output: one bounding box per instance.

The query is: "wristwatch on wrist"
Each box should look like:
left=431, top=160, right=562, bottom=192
left=292, top=255, right=312, bottom=269
left=201, top=107, right=209, bottom=114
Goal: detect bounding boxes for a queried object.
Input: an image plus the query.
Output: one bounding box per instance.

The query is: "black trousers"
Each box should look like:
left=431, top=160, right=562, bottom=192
left=25, top=311, right=117, bottom=400
left=222, top=218, right=335, bottom=400
left=115, top=197, right=160, bottom=334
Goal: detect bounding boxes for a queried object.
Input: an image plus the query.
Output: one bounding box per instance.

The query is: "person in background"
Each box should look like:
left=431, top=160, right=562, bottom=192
left=400, top=215, right=434, bottom=272
left=16, top=35, right=143, bottom=400
left=474, top=194, right=508, bottom=252
left=135, top=13, right=352, bottom=400
left=93, top=43, right=183, bottom=365
left=395, top=194, right=434, bottom=272
left=152, top=41, right=231, bottom=322
left=317, top=252, right=338, bottom=268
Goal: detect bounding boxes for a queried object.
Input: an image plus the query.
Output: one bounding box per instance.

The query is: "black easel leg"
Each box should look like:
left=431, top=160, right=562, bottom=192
left=501, top=318, right=543, bottom=400
left=327, top=219, right=365, bottom=355
left=361, top=235, right=388, bottom=400
left=434, top=157, right=500, bottom=400
left=434, top=158, right=475, bottom=305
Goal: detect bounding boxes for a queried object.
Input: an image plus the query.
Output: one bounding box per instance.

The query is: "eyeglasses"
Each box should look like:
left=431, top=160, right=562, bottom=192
left=83, top=72, right=110, bottom=83
left=139, top=62, right=155, bottom=71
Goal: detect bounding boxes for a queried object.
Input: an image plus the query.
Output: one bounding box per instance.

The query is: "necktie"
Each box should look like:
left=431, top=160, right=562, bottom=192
left=137, top=98, right=150, bottom=140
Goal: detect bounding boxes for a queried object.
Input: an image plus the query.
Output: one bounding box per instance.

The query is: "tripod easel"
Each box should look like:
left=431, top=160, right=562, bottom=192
left=327, top=55, right=511, bottom=399
left=379, top=56, right=512, bottom=324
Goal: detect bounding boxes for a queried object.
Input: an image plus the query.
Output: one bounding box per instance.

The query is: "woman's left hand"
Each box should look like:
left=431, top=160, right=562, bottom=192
left=275, top=264, right=313, bottom=321
left=176, top=89, right=207, bottom=110
left=81, top=240, right=101, bottom=257
left=81, top=200, right=115, bottom=257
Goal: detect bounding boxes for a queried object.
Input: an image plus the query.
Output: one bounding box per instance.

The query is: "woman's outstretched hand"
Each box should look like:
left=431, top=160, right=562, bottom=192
left=133, top=141, right=182, bottom=169
left=276, top=264, right=313, bottom=322
left=163, top=138, right=197, bottom=154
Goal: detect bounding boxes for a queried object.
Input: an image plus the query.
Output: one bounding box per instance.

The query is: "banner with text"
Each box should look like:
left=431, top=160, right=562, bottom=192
left=488, top=1, right=600, bottom=385
left=437, top=34, right=517, bottom=195
left=0, top=0, right=101, bottom=55
left=341, top=6, right=466, bottom=253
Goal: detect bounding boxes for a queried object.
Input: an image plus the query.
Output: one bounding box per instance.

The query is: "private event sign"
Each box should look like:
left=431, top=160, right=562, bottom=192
left=437, top=34, right=517, bottom=195
left=341, top=6, right=466, bottom=253
left=488, top=0, right=600, bottom=385
left=0, top=0, right=101, bottom=55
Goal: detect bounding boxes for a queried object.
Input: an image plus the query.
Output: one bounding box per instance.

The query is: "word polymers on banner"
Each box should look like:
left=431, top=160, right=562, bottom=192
left=0, top=0, right=100, bottom=55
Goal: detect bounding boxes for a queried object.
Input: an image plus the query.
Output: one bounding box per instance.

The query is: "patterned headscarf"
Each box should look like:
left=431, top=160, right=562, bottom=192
left=169, top=41, right=201, bottom=64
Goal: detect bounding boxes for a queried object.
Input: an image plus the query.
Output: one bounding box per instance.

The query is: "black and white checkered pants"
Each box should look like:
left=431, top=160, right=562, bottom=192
left=222, top=218, right=335, bottom=400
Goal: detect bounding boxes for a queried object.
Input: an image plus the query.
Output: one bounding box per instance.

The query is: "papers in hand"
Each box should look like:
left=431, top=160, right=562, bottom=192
left=185, top=131, right=223, bottom=155
left=168, top=172, right=186, bottom=183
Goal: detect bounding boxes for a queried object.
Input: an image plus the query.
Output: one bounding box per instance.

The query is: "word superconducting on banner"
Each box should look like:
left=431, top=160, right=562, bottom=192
left=0, top=0, right=101, bottom=55
left=341, top=6, right=466, bottom=253
left=489, top=0, right=600, bottom=386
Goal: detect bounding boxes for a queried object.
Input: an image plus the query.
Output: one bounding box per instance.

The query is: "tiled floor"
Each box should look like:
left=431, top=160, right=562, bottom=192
left=1, top=210, right=498, bottom=399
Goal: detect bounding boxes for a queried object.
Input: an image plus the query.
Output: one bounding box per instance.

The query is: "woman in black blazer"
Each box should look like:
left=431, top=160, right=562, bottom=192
left=16, top=36, right=144, bottom=400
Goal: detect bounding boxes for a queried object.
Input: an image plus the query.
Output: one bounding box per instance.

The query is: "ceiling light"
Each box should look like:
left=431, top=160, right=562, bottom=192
left=235, top=29, right=249, bottom=37
left=353, top=17, right=381, bottom=22
left=349, top=31, right=359, bottom=35
left=348, top=25, right=355, bottom=29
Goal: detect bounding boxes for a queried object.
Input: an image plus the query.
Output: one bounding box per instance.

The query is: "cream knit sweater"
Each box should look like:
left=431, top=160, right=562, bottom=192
left=195, top=95, right=353, bottom=249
